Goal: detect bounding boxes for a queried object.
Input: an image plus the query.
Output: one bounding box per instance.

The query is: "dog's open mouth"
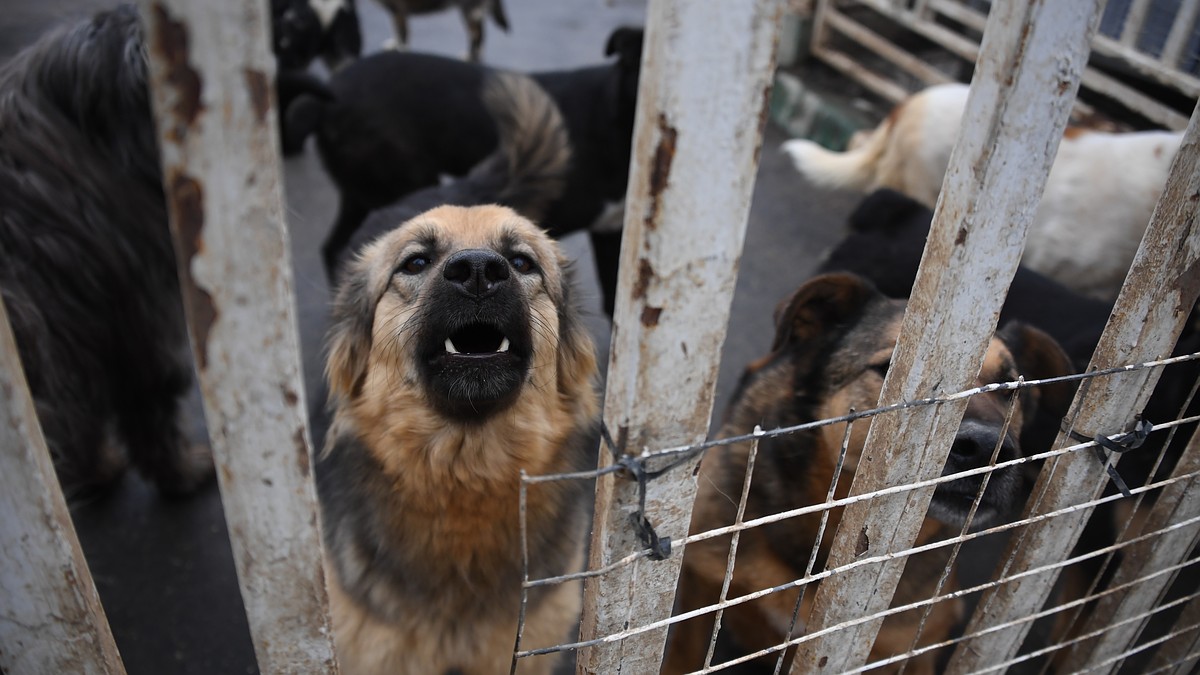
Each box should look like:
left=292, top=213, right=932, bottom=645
left=420, top=317, right=531, bottom=419
left=443, top=323, right=511, bottom=358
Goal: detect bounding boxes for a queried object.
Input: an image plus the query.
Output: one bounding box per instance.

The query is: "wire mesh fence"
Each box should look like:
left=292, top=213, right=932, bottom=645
left=510, top=353, right=1200, bottom=673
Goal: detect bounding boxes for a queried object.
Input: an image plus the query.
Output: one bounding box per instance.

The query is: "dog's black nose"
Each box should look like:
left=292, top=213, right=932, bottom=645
left=443, top=249, right=510, bottom=297
left=950, top=420, right=1018, bottom=469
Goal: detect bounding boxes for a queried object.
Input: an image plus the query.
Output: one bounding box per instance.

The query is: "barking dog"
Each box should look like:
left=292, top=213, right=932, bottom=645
left=0, top=5, right=210, bottom=498
left=285, top=27, right=643, bottom=314
left=316, top=72, right=599, bottom=675
left=372, top=0, right=509, bottom=61
left=663, top=273, right=1074, bottom=675
left=781, top=83, right=1182, bottom=300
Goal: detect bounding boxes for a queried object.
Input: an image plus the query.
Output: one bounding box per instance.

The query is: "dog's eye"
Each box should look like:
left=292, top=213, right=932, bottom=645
left=509, top=254, right=537, bottom=274
left=399, top=255, right=431, bottom=275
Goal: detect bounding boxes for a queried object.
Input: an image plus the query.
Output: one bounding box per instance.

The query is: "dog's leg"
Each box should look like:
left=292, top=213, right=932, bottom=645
left=115, top=343, right=213, bottom=497
left=462, top=5, right=486, bottom=62
left=384, top=5, right=409, bottom=51
left=589, top=229, right=622, bottom=317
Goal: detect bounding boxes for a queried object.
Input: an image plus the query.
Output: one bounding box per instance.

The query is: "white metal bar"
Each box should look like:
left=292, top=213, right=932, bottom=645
left=948, top=98, right=1200, bottom=672
left=1092, top=34, right=1200, bottom=99
left=1080, top=62, right=1192, bottom=131
left=790, top=1, right=1104, bottom=672
left=135, top=2, right=338, bottom=673
left=823, top=8, right=955, bottom=87
left=1161, top=0, right=1200, bottom=69
left=576, top=1, right=785, bottom=672
left=1059, top=426, right=1200, bottom=669
left=0, top=298, right=124, bottom=675
left=1120, top=0, right=1155, bottom=48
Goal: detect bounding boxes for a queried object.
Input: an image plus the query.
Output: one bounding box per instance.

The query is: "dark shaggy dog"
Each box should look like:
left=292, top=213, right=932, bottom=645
left=372, top=0, right=509, bottom=62
left=286, top=26, right=643, bottom=313
left=0, top=5, right=210, bottom=497
left=664, top=273, right=1074, bottom=675
left=317, top=72, right=597, bottom=674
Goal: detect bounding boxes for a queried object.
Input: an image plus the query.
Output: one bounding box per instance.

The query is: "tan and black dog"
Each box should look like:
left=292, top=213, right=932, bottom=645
left=664, top=273, right=1074, bottom=675
left=317, top=203, right=599, bottom=674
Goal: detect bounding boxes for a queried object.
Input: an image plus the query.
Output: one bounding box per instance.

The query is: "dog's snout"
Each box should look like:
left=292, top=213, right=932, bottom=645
left=949, top=420, right=1017, bottom=469
left=443, top=249, right=510, bottom=297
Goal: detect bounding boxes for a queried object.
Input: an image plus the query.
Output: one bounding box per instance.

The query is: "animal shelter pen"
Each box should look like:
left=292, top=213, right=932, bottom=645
left=1, top=3, right=1200, bottom=675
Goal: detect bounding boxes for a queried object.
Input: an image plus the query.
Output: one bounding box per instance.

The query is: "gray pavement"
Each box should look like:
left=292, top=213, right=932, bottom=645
left=2, top=1, right=864, bottom=672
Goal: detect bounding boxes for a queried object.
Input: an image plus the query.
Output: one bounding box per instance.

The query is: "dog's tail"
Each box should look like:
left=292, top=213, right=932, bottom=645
left=780, top=116, right=894, bottom=193
left=280, top=71, right=334, bottom=154
left=463, top=71, right=571, bottom=222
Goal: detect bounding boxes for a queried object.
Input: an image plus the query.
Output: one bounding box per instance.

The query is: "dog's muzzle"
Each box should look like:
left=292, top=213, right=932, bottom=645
left=928, top=420, right=1025, bottom=530
left=417, top=249, right=533, bottom=420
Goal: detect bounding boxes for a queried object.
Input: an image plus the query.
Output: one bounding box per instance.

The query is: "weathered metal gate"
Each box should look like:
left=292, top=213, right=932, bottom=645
left=2, top=0, right=1199, bottom=673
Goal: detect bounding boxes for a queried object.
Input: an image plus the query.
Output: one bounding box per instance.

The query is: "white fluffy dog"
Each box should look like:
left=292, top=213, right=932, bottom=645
left=783, top=83, right=1182, bottom=301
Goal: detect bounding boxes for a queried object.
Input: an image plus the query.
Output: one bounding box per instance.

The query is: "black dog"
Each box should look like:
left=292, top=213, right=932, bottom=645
left=332, top=70, right=572, bottom=274
left=0, top=5, right=210, bottom=498
left=287, top=27, right=643, bottom=313
left=271, top=0, right=362, bottom=156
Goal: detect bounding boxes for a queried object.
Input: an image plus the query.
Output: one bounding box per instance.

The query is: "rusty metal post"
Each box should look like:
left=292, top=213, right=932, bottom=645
left=135, top=2, right=338, bottom=672
left=0, top=297, right=125, bottom=675
left=1058, top=423, right=1200, bottom=670
left=576, top=1, right=786, bottom=672
left=791, top=2, right=1104, bottom=672
left=948, top=98, right=1200, bottom=671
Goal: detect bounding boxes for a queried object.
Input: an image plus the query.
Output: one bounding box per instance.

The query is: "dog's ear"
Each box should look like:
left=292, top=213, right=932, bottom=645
left=605, top=27, right=644, bottom=71
left=555, top=264, right=598, bottom=400
left=847, top=189, right=932, bottom=235
left=772, top=273, right=881, bottom=354
left=325, top=255, right=389, bottom=400
left=997, top=321, right=1077, bottom=422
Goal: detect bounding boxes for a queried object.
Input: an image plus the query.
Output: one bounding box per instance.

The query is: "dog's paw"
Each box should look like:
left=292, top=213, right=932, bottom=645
left=381, top=37, right=402, bottom=51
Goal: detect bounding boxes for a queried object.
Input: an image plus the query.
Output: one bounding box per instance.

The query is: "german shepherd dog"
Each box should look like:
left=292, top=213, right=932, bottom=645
left=0, top=5, right=211, bottom=498
left=664, top=273, right=1075, bottom=674
left=317, top=72, right=599, bottom=674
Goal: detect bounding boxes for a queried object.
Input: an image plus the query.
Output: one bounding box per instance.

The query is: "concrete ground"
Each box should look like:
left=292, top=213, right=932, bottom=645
left=2, top=1, right=865, bottom=673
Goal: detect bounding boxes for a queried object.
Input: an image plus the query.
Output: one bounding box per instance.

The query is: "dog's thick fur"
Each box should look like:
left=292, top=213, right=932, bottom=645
left=373, top=0, right=509, bottom=62
left=285, top=27, right=643, bottom=313
left=0, top=5, right=210, bottom=498
left=782, top=83, right=1182, bottom=300
left=317, top=72, right=598, bottom=674
left=663, top=273, right=1075, bottom=675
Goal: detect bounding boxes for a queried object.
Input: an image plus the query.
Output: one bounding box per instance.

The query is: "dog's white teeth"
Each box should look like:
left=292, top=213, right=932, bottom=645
left=445, top=338, right=459, bottom=354
left=498, top=337, right=510, bottom=353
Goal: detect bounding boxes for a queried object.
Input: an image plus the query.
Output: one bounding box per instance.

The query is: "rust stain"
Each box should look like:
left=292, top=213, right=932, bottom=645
left=168, top=172, right=216, bottom=370
left=819, top=656, right=829, bottom=669
left=955, top=226, right=968, bottom=246
left=645, top=114, right=678, bottom=230
left=641, top=305, right=663, bottom=327
left=243, top=68, right=271, bottom=123
left=281, top=385, right=299, bottom=407
left=151, top=3, right=204, bottom=139
left=632, top=258, right=655, bottom=301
